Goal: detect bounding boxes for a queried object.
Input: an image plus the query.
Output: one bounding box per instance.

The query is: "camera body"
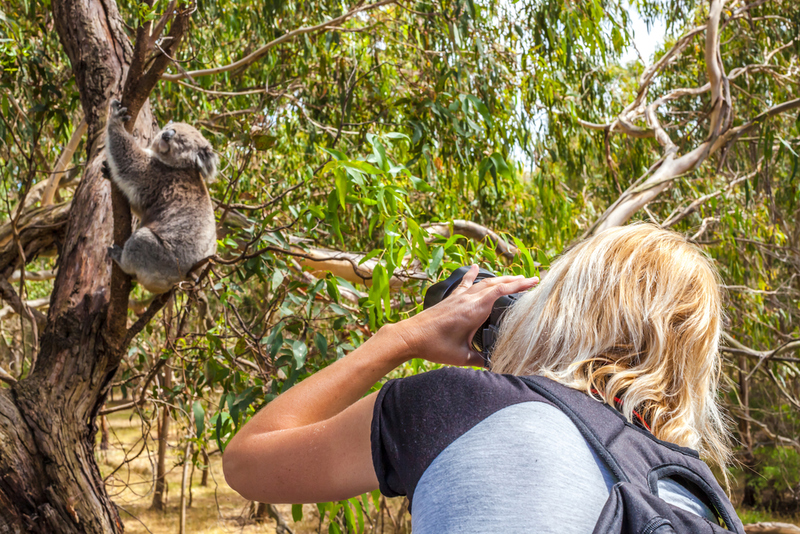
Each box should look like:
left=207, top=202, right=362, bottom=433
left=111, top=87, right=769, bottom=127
left=422, top=266, right=524, bottom=366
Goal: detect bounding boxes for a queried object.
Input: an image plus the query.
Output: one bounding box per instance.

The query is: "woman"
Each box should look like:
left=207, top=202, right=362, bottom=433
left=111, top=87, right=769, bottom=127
left=223, top=224, right=735, bottom=532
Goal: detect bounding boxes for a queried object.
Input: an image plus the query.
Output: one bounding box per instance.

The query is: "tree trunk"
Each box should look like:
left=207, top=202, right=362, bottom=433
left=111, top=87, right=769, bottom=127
left=200, top=448, right=210, bottom=487
left=152, top=369, right=172, bottom=511
left=738, top=355, right=757, bottom=507
left=0, top=0, right=159, bottom=531
left=179, top=441, right=192, bottom=534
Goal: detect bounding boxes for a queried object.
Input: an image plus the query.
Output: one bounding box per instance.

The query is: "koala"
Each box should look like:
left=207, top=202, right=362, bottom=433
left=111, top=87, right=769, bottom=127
left=104, top=99, right=218, bottom=294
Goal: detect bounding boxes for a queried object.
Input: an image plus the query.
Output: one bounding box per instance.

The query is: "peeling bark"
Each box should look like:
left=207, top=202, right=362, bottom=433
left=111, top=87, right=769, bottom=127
left=0, top=0, right=162, bottom=531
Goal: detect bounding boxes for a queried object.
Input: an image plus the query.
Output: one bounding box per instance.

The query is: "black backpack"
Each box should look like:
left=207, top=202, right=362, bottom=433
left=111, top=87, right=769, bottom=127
left=519, top=375, right=745, bottom=534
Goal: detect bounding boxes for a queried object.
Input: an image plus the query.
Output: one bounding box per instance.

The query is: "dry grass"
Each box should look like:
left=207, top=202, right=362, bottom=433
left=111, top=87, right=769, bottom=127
left=98, top=409, right=408, bottom=534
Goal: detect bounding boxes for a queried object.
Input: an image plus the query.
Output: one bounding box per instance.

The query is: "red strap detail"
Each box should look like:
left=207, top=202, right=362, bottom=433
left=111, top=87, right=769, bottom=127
left=590, top=389, right=652, bottom=432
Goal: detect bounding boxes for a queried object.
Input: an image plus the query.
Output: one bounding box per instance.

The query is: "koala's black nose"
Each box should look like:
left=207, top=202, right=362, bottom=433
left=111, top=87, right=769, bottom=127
left=162, top=129, right=176, bottom=141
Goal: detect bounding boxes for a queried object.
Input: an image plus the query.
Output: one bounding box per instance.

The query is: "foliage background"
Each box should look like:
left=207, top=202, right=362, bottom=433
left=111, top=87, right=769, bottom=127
left=1, top=0, right=799, bottom=529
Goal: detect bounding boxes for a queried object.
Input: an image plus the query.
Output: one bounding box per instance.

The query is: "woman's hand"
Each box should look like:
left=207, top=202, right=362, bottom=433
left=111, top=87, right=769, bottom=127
left=389, top=265, right=538, bottom=367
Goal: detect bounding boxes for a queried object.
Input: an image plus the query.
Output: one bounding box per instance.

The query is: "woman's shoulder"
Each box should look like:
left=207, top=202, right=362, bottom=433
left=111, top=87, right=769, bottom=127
left=379, top=367, right=543, bottom=415
left=397, top=365, right=531, bottom=384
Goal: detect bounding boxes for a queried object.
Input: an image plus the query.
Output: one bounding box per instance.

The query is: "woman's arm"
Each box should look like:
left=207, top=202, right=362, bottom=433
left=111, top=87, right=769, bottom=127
left=222, top=267, right=537, bottom=504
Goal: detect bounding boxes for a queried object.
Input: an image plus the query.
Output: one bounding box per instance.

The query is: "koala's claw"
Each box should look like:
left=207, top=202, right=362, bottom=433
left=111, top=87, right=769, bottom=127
left=101, top=160, right=112, bottom=180
left=109, top=99, right=131, bottom=123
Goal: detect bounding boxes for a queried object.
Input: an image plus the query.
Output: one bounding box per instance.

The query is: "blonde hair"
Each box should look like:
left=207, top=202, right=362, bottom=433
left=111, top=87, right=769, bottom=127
left=491, top=223, right=730, bottom=472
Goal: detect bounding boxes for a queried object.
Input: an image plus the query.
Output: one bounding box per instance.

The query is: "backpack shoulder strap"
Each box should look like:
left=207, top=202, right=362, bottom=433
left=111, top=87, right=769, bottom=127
left=518, top=375, right=744, bottom=534
left=518, top=375, right=630, bottom=483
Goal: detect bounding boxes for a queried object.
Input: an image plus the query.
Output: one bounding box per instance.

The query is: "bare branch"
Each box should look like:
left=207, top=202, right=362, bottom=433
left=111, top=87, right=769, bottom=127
left=0, top=297, right=49, bottom=321
left=40, top=118, right=87, bottom=207
left=0, top=276, right=46, bottom=331
left=0, top=364, right=17, bottom=386
left=150, top=0, right=178, bottom=43
left=162, top=0, right=397, bottom=81
left=721, top=333, right=800, bottom=369
left=574, top=117, right=609, bottom=131
left=7, top=269, right=57, bottom=283
left=711, top=98, right=800, bottom=153
left=662, top=162, right=762, bottom=228
left=122, top=291, right=174, bottom=349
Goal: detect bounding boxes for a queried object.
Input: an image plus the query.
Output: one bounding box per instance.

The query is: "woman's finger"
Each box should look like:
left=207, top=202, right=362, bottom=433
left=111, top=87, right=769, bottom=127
left=471, top=274, right=526, bottom=287
left=450, top=265, right=479, bottom=297
left=477, top=276, right=538, bottom=299
left=462, top=274, right=524, bottom=295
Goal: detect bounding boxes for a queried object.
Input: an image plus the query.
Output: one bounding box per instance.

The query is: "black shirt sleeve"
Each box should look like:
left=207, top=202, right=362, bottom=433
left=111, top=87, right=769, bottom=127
left=370, top=367, right=542, bottom=503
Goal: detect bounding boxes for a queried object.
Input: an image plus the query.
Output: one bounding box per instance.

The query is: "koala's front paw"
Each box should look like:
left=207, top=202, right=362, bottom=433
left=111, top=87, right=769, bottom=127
left=101, top=160, right=112, bottom=180
left=108, top=244, right=124, bottom=265
left=109, top=99, right=131, bottom=123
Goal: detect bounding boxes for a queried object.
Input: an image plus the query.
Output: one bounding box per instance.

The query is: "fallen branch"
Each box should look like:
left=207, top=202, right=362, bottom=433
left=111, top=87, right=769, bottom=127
left=422, top=220, right=518, bottom=260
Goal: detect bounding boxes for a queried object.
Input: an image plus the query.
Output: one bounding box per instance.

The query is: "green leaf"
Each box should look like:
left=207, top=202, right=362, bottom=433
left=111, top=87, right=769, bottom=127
left=427, top=246, right=444, bottom=276
left=536, top=249, right=550, bottom=268
left=358, top=248, right=383, bottom=265
left=252, top=134, right=278, bottom=151
left=371, top=489, right=381, bottom=512
left=371, top=137, right=389, bottom=172
left=342, top=160, right=384, bottom=175
left=335, top=170, right=349, bottom=209
left=410, top=176, right=434, bottom=192
left=271, top=269, right=285, bottom=291
left=465, top=95, right=493, bottom=128
left=489, top=153, right=513, bottom=179
left=193, top=401, right=205, bottom=438
left=321, top=146, right=348, bottom=160
left=325, top=278, right=341, bottom=303
left=292, top=503, right=304, bottom=522
left=349, top=497, right=365, bottom=533
left=326, top=190, right=344, bottom=243
left=342, top=500, right=356, bottom=532
left=314, top=332, right=328, bottom=359
left=292, top=340, right=308, bottom=369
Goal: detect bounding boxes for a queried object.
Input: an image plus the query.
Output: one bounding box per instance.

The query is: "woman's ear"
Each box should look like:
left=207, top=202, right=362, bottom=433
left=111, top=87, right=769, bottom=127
left=196, top=147, right=219, bottom=182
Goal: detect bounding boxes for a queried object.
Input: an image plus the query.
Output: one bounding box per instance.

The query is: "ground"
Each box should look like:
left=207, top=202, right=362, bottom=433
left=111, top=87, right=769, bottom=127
left=98, top=408, right=411, bottom=534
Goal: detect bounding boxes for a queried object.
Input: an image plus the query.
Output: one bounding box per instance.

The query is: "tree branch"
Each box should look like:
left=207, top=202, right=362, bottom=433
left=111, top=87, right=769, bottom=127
left=40, top=118, right=87, bottom=207
left=161, top=0, right=397, bottom=81
left=422, top=220, right=519, bottom=260
left=122, top=291, right=174, bottom=349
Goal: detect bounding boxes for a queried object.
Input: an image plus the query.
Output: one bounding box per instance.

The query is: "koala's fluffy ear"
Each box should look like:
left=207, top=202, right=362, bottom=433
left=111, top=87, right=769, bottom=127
left=196, top=147, right=219, bottom=182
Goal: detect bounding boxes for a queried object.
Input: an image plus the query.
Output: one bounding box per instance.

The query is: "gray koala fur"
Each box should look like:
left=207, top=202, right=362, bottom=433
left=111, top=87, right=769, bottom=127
left=104, top=99, right=218, bottom=294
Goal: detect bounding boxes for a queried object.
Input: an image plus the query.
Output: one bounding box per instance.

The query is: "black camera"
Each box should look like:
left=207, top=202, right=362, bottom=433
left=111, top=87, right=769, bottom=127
left=422, top=266, right=524, bottom=366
